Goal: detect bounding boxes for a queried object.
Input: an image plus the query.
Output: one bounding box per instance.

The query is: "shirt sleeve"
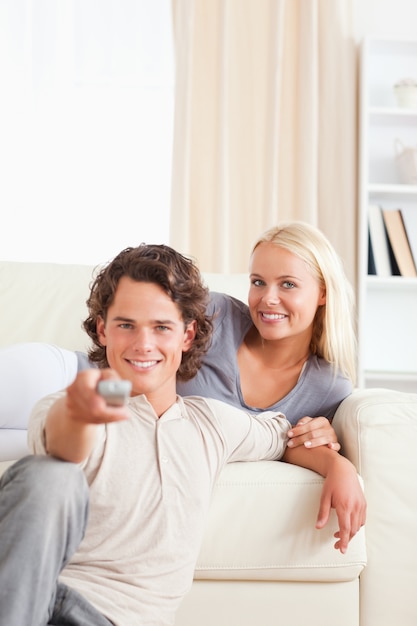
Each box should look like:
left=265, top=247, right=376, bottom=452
left=203, top=398, right=291, bottom=463
left=28, top=391, right=66, bottom=455
left=27, top=390, right=106, bottom=473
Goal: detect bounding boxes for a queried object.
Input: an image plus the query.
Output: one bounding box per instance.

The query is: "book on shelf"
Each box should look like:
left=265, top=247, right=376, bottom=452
left=367, top=204, right=392, bottom=277
left=367, top=230, right=376, bottom=275
left=400, top=206, right=417, bottom=270
left=381, top=208, right=417, bottom=277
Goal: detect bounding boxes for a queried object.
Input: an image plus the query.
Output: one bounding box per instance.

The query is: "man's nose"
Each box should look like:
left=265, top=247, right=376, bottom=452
left=132, top=328, right=153, bottom=351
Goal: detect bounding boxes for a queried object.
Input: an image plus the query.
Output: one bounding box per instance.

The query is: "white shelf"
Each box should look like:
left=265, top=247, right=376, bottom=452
left=369, top=106, right=417, bottom=116
left=365, top=371, right=417, bottom=381
left=366, top=275, right=417, bottom=288
left=358, top=36, right=417, bottom=391
left=368, top=183, right=417, bottom=195
left=363, top=371, right=417, bottom=393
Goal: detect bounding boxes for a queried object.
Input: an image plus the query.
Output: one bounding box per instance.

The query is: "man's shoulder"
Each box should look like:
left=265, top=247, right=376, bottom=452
left=180, top=395, right=243, bottom=419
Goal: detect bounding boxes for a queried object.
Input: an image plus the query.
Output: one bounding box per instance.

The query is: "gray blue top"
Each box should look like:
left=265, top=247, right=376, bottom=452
left=176, top=293, right=352, bottom=425
left=76, top=292, right=352, bottom=426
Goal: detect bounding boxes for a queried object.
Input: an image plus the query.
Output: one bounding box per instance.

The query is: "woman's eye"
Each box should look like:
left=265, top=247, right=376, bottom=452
left=282, top=281, right=295, bottom=289
left=252, top=279, right=265, bottom=287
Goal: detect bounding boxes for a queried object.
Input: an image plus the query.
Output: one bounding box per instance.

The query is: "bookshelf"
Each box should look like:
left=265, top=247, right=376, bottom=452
left=358, top=36, right=417, bottom=392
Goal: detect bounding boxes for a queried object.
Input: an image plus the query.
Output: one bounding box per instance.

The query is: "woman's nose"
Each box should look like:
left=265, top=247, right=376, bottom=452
left=263, top=287, right=280, bottom=305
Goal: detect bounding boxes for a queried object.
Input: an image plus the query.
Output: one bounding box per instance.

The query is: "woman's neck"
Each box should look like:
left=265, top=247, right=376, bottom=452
left=243, top=326, right=311, bottom=370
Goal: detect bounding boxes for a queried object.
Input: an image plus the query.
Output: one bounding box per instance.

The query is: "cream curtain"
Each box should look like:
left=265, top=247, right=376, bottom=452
left=170, top=0, right=357, bottom=286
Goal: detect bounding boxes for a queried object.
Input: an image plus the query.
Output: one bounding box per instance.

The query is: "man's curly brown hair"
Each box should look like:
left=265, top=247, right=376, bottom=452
left=83, top=244, right=213, bottom=381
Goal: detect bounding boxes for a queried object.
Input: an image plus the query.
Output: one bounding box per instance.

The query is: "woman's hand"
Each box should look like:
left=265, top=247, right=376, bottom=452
left=286, top=416, right=341, bottom=451
left=282, top=446, right=366, bottom=554
left=316, top=454, right=367, bottom=554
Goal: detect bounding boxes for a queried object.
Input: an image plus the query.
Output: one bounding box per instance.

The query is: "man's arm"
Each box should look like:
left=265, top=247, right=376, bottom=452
left=282, top=445, right=366, bottom=554
left=45, top=369, right=129, bottom=463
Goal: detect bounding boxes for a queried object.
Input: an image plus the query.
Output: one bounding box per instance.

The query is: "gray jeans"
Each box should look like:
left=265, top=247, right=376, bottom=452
left=0, top=455, right=113, bottom=626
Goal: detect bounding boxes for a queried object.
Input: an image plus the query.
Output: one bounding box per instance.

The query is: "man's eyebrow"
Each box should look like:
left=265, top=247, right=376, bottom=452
left=111, top=316, right=177, bottom=325
left=112, top=316, right=136, bottom=323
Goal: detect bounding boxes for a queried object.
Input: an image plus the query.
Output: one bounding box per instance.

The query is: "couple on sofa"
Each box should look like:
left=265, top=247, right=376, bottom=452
left=0, top=222, right=366, bottom=625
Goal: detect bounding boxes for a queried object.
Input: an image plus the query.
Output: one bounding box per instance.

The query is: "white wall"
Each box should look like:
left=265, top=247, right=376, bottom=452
left=0, top=0, right=174, bottom=266
left=1, top=1, right=415, bottom=266
left=354, top=0, right=417, bottom=41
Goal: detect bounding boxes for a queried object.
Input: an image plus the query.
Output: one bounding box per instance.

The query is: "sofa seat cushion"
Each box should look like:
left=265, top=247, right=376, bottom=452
left=0, top=458, right=367, bottom=583
left=194, top=461, right=366, bottom=582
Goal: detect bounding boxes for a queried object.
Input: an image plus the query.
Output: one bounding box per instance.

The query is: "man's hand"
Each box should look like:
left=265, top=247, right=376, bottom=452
left=287, top=416, right=341, bottom=451
left=66, top=369, right=130, bottom=425
left=45, top=369, right=129, bottom=463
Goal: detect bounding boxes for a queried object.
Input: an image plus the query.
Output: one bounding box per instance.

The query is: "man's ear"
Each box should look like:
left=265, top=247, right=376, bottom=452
left=96, top=316, right=107, bottom=346
left=182, top=320, right=197, bottom=353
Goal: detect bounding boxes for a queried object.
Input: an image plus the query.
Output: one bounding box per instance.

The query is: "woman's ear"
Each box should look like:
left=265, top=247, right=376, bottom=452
left=318, top=287, right=326, bottom=306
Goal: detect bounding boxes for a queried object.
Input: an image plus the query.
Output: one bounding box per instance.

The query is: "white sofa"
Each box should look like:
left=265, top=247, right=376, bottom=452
left=0, top=260, right=416, bottom=626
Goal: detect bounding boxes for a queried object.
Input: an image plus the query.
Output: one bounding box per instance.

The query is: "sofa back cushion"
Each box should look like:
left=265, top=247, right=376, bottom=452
left=0, top=261, right=249, bottom=351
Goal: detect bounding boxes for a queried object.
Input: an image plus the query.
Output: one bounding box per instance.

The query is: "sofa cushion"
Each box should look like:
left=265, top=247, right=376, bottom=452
left=0, top=457, right=366, bottom=583
left=0, top=261, right=249, bottom=353
left=0, top=261, right=95, bottom=351
left=194, top=460, right=366, bottom=582
left=333, top=388, right=417, bottom=626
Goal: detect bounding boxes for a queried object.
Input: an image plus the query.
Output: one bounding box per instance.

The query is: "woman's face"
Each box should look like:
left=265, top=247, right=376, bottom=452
left=248, top=242, right=326, bottom=344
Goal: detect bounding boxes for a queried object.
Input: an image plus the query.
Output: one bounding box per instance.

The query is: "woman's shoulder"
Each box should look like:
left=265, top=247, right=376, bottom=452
left=208, top=291, right=248, bottom=311
left=207, top=292, right=250, bottom=323
left=301, top=355, right=353, bottom=409
left=273, top=356, right=352, bottom=423
left=304, top=355, right=352, bottom=391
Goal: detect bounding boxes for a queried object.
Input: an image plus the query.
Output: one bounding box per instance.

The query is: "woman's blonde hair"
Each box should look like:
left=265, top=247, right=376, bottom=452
left=252, top=221, right=357, bottom=384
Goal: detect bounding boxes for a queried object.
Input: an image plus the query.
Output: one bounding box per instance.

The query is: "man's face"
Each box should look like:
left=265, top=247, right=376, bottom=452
left=96, top=277, right=196, bottom=415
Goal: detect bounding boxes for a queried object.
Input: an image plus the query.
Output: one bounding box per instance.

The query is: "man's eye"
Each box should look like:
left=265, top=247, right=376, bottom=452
left=156, top=325, right=169, bottom=332
left=119, top=323, right=133, bottom=329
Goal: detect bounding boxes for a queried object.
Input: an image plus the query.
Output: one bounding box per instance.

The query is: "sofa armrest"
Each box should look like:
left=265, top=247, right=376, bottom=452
left=194, top=460, right=365, bottom=583
left=332, top=388, right=417, bottom=626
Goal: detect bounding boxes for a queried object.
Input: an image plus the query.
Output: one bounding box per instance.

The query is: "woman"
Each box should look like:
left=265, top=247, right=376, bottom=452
left=175, top=221, right=356, bottom=448
left=1, top=222, right=355, bottom=451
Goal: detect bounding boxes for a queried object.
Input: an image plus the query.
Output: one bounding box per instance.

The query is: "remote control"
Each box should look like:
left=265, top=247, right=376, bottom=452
left=97, top=380, right=132, bottom=407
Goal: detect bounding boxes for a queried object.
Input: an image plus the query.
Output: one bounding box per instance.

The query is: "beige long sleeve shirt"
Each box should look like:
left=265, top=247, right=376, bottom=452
left=29, top=393, right=290, bottom=626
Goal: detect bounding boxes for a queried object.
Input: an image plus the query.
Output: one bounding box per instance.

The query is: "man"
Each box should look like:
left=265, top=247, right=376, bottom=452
left=0, top=244, right=290, bottom=625
left=0, top=244, right=365, bottom=626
